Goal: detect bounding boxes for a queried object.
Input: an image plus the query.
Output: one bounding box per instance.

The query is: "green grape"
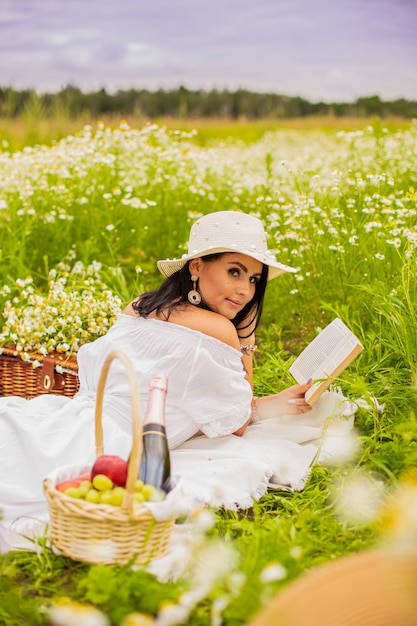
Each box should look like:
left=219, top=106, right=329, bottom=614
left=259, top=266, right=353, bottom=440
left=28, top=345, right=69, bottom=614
left=110, top=486, right=126, bottom=506
left=92, top=474, right=113, bottom=491
left=84, top=489, right=100, bottom=503
left=64, top=486, right=82, bottom=499
left=78, top=480, right=92, bottom=497
left=142, top=484, right=156, bottom=501
left=99, top=490, right=113, bottom=505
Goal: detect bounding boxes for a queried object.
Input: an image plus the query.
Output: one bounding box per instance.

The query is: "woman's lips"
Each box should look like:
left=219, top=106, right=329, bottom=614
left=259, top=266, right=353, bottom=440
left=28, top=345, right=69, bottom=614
left=226, top=298, right=242, bottom=308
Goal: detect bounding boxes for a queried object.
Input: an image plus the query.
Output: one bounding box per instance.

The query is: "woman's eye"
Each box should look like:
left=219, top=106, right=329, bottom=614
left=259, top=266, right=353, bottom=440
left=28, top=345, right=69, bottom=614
left=250, top=276, right=259, bottom=284
left=229, top=268, right=240, bottom=277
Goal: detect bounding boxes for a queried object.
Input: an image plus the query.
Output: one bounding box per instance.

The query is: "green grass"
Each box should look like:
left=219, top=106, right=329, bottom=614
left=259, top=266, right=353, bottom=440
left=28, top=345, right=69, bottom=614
left=0, top=113, right=410, bottom=151
left=0, top=119, right=417, bottom=625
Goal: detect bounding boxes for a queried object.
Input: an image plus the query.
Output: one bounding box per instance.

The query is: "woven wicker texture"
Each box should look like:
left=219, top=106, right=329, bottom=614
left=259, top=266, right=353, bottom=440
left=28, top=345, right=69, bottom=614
left=0, top=346, right=79, bottom=398
left=43, top=350, right=174, bottom=565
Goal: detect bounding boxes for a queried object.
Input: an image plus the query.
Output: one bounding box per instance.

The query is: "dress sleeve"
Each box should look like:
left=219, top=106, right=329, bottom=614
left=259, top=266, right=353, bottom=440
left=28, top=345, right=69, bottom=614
left=180, top=337, right=252, bottom=438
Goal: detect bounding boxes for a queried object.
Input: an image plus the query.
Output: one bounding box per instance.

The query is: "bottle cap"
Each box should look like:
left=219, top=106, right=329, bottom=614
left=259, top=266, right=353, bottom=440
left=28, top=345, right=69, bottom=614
left=150, top=372, right=168, bottom=391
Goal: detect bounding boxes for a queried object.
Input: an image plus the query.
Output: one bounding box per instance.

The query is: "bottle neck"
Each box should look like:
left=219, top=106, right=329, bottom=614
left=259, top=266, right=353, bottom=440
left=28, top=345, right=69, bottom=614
left=142, top=373, right=168, bottom=427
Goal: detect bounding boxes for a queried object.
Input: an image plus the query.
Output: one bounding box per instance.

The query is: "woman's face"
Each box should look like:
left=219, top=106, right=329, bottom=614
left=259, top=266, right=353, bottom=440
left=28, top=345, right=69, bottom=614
left=189, top=253, right=263, bottom=319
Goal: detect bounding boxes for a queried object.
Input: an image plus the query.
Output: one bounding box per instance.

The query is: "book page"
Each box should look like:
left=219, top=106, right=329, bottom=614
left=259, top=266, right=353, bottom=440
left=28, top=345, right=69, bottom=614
left=289, top=320, right=347, bottom=381
left=289, top=318, right=363, bottom=404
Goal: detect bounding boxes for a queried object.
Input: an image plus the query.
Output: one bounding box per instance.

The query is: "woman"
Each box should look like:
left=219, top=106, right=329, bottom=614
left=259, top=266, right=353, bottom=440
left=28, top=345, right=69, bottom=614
left=0, top=211, right=356, bottom=551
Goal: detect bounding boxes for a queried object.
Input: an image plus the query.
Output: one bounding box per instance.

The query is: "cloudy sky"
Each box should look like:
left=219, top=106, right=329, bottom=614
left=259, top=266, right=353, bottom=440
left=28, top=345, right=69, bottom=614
left=1, top=0, right=416, bottom=102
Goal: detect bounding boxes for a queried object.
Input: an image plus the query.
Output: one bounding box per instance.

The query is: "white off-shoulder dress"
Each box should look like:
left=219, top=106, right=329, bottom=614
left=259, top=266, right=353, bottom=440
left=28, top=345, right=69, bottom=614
left=0, top=314, right=356, bottom=552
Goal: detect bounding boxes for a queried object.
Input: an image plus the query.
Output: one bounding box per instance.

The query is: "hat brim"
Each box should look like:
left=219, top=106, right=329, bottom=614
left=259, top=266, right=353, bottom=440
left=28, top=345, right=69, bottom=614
left=157, top=247, right=297, bottom=280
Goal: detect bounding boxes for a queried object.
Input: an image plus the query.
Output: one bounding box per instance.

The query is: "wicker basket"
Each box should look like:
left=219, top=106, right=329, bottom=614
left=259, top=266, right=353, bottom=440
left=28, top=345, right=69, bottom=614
left=43, top=350, right=175, bottom=566
left=0, top=345, right=79, bottom=399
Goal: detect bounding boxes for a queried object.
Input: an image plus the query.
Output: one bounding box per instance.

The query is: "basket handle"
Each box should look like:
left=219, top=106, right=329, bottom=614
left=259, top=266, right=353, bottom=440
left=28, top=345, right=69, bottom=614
left=94, top=350, right=142, bottom=514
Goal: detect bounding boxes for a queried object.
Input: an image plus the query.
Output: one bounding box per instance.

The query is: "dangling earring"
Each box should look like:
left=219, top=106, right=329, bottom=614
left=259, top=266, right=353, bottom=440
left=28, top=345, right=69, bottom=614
left=188, top=275, right=201, bottom=305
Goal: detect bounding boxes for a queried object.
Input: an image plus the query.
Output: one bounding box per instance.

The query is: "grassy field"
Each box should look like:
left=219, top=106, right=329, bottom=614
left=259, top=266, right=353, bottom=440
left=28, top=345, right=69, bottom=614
left=0, top=118, right=416, bottom=625
left=0, top=113, right=411, bottom=151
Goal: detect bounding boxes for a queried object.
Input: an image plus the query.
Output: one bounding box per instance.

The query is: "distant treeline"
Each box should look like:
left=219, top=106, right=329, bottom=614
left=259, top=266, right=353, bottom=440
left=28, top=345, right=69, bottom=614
left=1, top=85, right=416, bottom=119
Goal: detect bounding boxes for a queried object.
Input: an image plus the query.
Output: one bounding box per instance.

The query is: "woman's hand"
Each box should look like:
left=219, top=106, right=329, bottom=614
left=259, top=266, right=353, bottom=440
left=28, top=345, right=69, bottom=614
left=276, top=382, right=313, bottom=414
left=256, top=382, right=313, bottom=420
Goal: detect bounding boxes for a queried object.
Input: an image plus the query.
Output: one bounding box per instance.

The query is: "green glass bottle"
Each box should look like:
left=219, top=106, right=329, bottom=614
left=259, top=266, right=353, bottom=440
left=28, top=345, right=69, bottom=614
left=139, top=372, right=171, bottom=493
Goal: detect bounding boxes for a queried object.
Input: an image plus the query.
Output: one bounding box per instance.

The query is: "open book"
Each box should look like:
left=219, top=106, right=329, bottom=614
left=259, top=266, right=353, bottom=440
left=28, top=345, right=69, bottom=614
left=289, top=318, right=364, bottom=405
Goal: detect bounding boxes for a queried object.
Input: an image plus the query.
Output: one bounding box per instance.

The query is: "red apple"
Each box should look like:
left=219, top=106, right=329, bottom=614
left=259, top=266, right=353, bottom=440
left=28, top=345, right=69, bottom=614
left=91, top=455, right=129, bottom=487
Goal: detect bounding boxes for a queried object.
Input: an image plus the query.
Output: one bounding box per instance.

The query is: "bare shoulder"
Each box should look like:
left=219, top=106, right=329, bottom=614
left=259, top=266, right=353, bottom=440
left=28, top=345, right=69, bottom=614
left=123, top=302, right=137, bottom=316
left=170, top=308, right=241, bottom=350
left=122, top=301, right=240, bottom=350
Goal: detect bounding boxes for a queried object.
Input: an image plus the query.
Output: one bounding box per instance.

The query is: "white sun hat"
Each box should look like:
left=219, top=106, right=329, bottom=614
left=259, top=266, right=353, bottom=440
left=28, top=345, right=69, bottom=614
left=157, top=211, right=296, bottom=280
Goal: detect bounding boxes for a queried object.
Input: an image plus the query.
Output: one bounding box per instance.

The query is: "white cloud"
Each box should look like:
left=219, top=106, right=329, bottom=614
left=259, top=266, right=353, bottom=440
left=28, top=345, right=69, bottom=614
left=1, top=0, right=416, bottom=100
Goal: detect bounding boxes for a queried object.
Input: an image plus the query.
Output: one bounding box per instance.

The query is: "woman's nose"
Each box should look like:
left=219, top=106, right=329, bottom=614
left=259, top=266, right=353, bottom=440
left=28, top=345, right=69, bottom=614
left=237, top=280, right=251, bottom=296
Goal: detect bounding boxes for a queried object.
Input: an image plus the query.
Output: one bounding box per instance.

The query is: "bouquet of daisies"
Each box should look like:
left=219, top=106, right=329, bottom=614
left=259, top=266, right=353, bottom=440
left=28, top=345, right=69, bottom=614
left=0, top=259, right=122, bottom=359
